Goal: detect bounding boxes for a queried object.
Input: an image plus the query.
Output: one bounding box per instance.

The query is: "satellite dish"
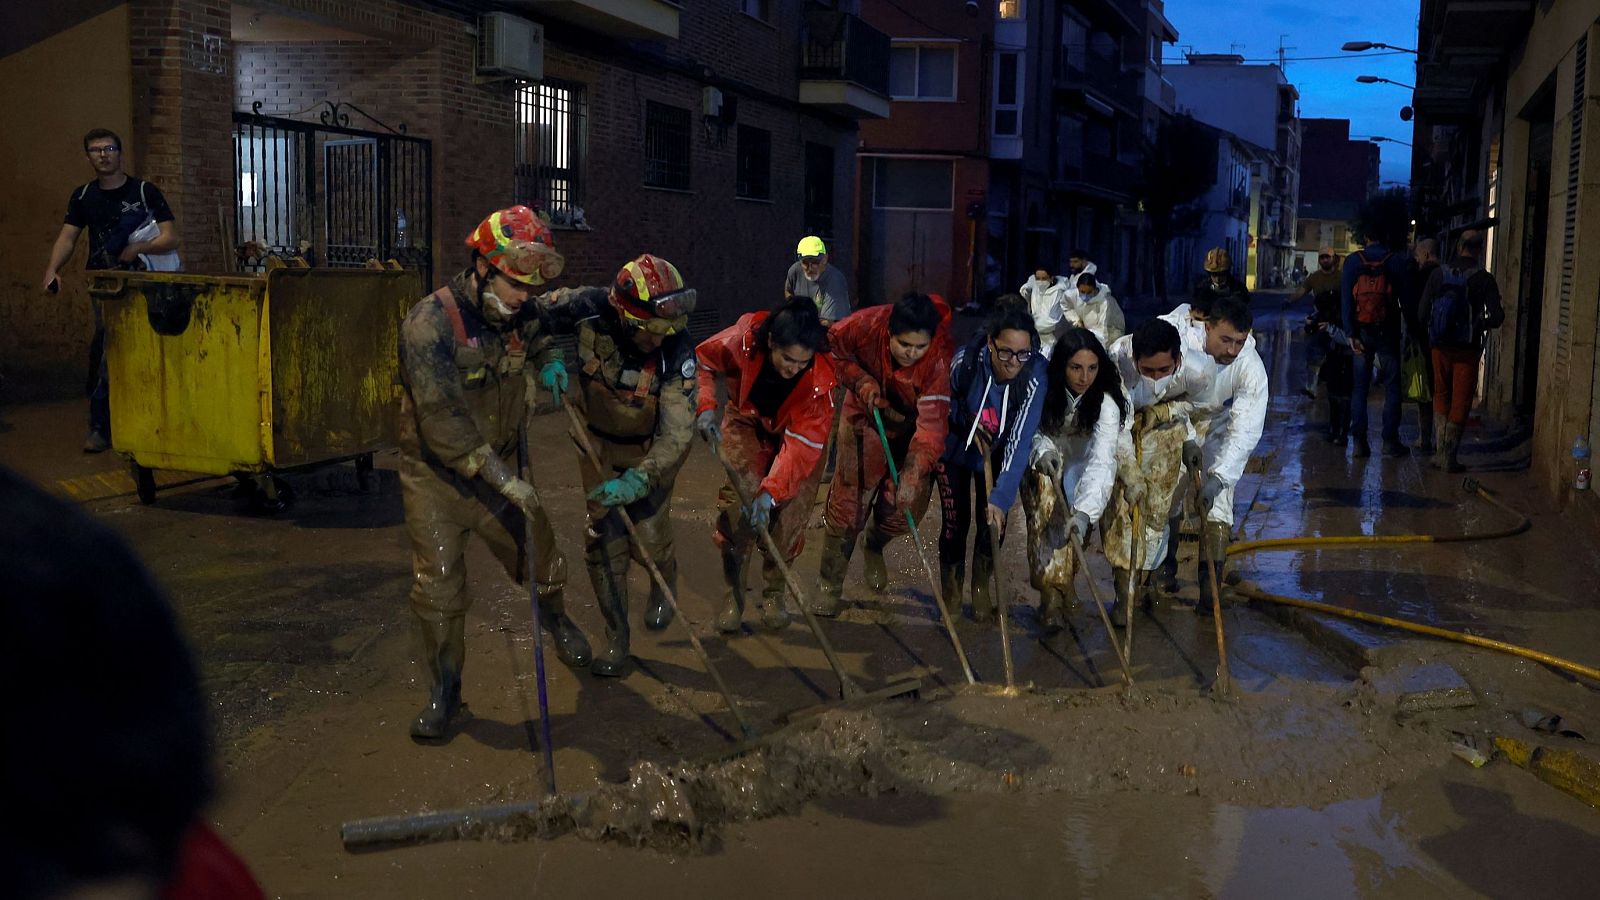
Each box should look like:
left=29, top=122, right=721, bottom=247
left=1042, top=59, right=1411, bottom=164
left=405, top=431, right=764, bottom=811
left=1400, top=106, right=1414, bottom=122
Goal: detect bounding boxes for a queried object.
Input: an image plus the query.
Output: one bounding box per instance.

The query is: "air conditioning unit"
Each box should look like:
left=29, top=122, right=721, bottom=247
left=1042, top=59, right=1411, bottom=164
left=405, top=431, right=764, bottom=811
left=702, top=86, right=723, bottom=118
left=477, top=12, right=543, bottom=81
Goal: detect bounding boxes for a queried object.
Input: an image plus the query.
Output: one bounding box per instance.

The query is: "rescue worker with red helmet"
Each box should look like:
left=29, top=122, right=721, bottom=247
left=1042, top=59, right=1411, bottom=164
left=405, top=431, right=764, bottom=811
left=397, top=205, right=606, bottom=741
left=572, top=254, right=700, bottom=677
left=813, top=291, right=953, bottom=615
left=695, top=297, right=837, bottom=632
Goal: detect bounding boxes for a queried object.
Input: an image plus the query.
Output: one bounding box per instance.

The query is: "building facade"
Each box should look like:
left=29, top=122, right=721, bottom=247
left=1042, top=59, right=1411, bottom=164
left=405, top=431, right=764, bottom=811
left=1412, top=0, right=1600, bottom=509
left=0, top=0, right=889, bottom=395
left=1295, top=117, right=1380, bottom=270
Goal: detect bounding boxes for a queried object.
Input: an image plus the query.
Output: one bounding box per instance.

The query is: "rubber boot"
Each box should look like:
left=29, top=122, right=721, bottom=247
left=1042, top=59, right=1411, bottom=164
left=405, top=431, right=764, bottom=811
left=1351, top=431, right=1371, bottom=458
left=940, top=563, right=965, bottom=621
left=1038, top=586, right=1067, bottom=635
left=411, top=616, right=466, bottom=740
left=1327, top=397, right=1350, bottom=444
left=813, top=531, right=854, bottom=617
left=540, top=597, right=593, bottom=669
left=643, top=558, right=675, bottom=631
left=1415, top=405, right=1436, bottom=454
left=862, top=527, right=889, bottom=592
left=715, top=549, right=748, bottom=633
left=1429, top=421, right=1448, bottom=470
left=1110, top=568, right=1134, bottom=628
left=587, top=559, right=631, bottom=678
left=1155, top=521, right=1181, bottom=595
left=1381, top=436, right=1410, bottom=458
left=1439, top=423, right=1465, bottom=473
left=1195, top=521, right=1230, bottom=616
left=971, top=551, right=997, bottom=623
left=758, top=567, right=789, bottom=631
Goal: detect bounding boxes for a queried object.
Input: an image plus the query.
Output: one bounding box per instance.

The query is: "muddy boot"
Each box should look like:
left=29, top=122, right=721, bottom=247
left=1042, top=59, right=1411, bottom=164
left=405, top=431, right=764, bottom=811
left=1351, top=431, right=1371, bottom=458
left=1038, top=586, right=1067, bottom=635
left=939, top=564, right=965, bottom=621
left=862, top=528, right=889, bottom=592
left=1195, top=521, right=1231, bottom=615
left=540, top=600, right=593, bottom=669
left=643, top=558, right=675, bottom=631
left=715, top=550, right=748, bottom=633
left=970, top=552, right=996, bottom=623
left=1381, top=436, right=1410, bottom=458
left=411, top=616, right=466, bottom=741
left=587, top=562, right=631, bottom=678
left=1110, top=568, right=1133, bottom=628
left=758, top=570, right=789, bottom=631
left=1438, top=423, right=1465, bottom=473
left=813, top=531, right=854, bottom=617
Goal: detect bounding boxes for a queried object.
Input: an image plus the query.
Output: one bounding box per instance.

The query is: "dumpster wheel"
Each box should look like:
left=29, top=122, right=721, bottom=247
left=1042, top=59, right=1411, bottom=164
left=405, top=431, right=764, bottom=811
left=235, top=473, right=295, bottom=514
left=132, top=464, right=157, bottom=506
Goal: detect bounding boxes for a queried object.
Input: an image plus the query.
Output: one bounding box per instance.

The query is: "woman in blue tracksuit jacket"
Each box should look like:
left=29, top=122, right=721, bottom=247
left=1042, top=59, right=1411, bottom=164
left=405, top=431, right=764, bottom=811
left=937, top=300, right=1046, bottom=622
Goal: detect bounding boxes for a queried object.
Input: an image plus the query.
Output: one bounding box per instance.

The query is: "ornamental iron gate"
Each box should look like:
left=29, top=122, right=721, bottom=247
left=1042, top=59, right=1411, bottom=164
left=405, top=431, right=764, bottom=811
left=233, top=102, right=432, bottom=285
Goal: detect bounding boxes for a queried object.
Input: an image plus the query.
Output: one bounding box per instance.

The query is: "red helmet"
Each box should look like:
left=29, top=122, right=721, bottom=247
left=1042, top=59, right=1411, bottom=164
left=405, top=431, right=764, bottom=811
left=465, top=205, right=564, bottom=285
left=610, top=254, right=695, bottom=334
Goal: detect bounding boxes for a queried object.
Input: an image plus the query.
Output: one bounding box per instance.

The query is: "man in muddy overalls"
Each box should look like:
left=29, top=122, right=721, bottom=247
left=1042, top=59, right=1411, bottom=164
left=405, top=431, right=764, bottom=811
left=398, top=205, right=605, bottom=740
left=571, top=254, right=699, bottom=677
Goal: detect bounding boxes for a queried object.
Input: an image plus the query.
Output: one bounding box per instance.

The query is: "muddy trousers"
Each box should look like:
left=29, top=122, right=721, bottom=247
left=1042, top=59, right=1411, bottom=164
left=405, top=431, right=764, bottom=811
left=1431, top=345, right=1480, bottom=426
left=936, top=459, right=1009, bottom=614
left=822, top=417, right=931, bottom=554
left=578, top=434, right=680, bottom=656
left=713, top=421, right=825, bottom=617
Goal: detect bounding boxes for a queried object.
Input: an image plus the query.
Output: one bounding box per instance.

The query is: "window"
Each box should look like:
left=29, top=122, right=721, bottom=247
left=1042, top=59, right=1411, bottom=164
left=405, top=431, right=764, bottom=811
left=1060, top=13, right=1087, bottom=71
left=644, top=101, right=691, bottom=190
left=889, top=43, right=957, bottom=100
left=804, top=142, right=835, bottom=238
left=998, top=0, right=1023, bottom=19
left=739, top=0, right=770, bottom=21
left=515, top=80, right=587, bottom=222
left=994, top=52, right=1021, bottom=137
left=872, top=158, right=953, bottom=210
left=736, top=125, right=771, bottom=200
left=1055, top=113, right=1084, bottom=179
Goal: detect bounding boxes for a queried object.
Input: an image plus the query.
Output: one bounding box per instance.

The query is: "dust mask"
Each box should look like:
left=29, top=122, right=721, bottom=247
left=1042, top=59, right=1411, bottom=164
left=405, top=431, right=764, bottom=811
left=480, top=287, right=518, bottom=330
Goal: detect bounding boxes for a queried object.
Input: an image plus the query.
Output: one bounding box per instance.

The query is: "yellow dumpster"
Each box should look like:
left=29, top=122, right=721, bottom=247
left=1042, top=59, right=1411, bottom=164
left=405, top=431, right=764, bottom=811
left=91, top=267, right=423, bottom=508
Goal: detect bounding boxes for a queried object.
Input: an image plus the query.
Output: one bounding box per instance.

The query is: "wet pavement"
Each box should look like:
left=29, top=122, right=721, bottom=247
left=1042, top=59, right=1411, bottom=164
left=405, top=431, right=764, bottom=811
left=3, top=291, right=1599, bottom=897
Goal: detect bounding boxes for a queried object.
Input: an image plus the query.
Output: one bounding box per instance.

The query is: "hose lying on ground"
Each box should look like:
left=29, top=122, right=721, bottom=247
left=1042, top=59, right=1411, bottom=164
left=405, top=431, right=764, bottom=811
left=1232, top=585, right=1600, bottom=684
left=1226, top=478, right=1530, bottom=558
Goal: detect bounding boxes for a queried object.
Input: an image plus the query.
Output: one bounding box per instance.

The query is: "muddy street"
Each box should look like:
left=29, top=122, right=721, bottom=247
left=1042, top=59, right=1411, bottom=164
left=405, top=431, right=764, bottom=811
left=5, top=303, right=1600, bottom=898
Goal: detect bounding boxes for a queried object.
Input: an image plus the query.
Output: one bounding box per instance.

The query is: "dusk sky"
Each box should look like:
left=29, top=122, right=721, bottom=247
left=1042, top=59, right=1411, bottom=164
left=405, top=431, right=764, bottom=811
left=1163, top=0, right=1422, bottom=188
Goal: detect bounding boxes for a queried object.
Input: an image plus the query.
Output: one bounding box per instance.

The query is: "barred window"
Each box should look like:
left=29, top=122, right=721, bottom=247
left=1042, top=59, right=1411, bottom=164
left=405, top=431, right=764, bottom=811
left=515, top=80, right=587, bottom=223
left=644, top=101, right=691, bottom=190
left=736, top=125, right=771, bottom=200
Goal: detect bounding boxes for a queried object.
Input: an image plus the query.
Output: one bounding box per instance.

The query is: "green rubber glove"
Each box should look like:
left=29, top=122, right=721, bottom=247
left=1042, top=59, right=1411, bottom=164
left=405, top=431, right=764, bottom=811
left=587, top=468, right=650, bottom=508
left=540, top=359, right=569, bottom=406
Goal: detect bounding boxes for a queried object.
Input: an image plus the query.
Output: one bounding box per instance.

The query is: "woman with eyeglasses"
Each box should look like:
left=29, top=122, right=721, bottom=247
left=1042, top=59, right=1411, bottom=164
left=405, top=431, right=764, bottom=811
left=936, top=300, right=1046, bottom=623
left=1022, top=327, right=1130, bottom=634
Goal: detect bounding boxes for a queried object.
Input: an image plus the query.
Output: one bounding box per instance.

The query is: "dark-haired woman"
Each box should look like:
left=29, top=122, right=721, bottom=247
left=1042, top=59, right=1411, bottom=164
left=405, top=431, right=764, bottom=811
left=937, top=299, right=1046, bottom=622
left=695, top=298, right=836, bottom=633
left=815, top=292, right=954, bottom=615
left=1022, top=328, right=1129, bottom=632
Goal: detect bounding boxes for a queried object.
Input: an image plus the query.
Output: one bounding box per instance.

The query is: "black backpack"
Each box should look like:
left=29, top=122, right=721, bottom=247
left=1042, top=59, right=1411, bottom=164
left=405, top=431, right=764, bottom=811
left=1428, top=265, right=1479, bottom=348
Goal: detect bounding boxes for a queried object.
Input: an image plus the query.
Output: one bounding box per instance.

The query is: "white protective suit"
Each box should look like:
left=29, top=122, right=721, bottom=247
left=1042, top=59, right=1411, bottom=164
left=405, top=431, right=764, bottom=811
left=1158, top=307, right=1270, bottom=527
left=1108, top=335, right=1216, bottom=567
left=1063, top=284, right=1127, bottom=348
left=1020, top=275, right=1072, bottom=357
left=1028, top=389, right=1126, bottom=524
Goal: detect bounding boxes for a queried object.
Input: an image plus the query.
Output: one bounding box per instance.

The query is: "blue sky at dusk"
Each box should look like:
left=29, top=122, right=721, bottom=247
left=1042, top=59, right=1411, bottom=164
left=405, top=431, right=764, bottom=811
left=1163, top=0, right=1421, bottom=187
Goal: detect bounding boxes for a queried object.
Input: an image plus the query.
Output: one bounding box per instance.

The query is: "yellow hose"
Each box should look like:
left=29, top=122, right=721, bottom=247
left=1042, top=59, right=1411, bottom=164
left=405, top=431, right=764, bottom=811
left=1233, top=585, right=1600, bottom=684
left=1227, top=478, right=1531, bottom=558
left=1493, top=735, right=1600, bottom=809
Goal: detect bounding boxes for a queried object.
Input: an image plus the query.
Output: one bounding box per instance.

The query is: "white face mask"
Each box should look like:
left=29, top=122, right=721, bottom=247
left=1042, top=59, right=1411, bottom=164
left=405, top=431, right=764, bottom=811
left=1135, top=371, right=1176, bottom=405
left=481, top=287, right=518, bottom=329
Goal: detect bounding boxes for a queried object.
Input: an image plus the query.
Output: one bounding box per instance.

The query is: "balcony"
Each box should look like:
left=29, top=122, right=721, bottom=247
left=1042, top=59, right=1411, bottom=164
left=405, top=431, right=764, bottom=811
left=799, top=9, right=891, bottom=119
left=513, top=0, right=679, bottom=41
left=1055, top=51, right=1139, bottom=116
left=1053, top=153, right=1141, bottom=202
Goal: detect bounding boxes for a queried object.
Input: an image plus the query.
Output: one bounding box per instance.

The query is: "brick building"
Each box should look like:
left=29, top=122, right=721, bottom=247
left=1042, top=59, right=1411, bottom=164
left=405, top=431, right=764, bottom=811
left=1294, top=117, right=1380, bottom=270
left=0, top=0, right=889, bottom=395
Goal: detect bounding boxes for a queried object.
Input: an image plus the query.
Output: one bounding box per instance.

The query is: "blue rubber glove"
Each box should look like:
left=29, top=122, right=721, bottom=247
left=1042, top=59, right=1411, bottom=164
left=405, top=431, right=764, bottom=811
left=1198, top=474, right=1226, bottom=511
left=746, top=491, right=775, bottom=530
left=540, top=360, right=569, bottom=406
left=695, top=409, right=721, bottom=445
left=587, top=468, right=650, bottom=508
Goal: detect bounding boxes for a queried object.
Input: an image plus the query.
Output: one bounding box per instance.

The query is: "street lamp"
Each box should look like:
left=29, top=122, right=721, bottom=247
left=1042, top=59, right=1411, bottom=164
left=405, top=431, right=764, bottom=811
left=1356, top=75, right=1415, bottom=90
left=1368, top=136, right=1412, bottom=147
left=1341, top=41, right=1418, bottom=54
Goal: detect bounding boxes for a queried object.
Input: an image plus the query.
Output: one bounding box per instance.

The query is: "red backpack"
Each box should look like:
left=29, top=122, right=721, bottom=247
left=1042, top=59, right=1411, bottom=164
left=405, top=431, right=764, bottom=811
left=1352, top=252, right=1394, bottom=325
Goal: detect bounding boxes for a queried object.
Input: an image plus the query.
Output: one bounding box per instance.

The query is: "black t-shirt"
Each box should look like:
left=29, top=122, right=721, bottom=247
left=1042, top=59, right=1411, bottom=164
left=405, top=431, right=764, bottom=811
left=64, top=177, right=174, bottom=269
left=748, top=357, right=803, bottom=422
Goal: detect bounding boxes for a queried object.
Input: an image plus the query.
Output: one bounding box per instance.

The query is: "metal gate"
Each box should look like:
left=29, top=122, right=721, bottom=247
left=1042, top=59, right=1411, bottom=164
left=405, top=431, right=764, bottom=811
left=232, top=102, right=432, bottom=284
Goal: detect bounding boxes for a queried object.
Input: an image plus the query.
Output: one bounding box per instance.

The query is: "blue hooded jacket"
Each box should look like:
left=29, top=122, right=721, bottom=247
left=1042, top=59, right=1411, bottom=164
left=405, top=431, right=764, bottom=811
left=942, top=340, right=1046, bottom=512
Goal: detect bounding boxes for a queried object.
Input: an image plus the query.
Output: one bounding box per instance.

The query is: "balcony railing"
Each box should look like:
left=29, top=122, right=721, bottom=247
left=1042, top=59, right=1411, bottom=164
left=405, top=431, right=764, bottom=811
left=801, top=9, right=890, bottom=96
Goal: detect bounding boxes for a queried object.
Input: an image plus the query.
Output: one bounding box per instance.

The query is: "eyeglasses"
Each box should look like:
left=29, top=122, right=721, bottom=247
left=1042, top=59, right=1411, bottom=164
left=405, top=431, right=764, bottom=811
left=992, top=346, right=1033, bottom=363
left=87, top=146, right=120, bottom=156
left=798, top=255, right=825, bottom=266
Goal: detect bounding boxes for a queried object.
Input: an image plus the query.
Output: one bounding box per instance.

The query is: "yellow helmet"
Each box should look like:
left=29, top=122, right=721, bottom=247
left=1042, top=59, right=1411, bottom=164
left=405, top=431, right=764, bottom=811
left=1203, top=247, right=1232, bottom=274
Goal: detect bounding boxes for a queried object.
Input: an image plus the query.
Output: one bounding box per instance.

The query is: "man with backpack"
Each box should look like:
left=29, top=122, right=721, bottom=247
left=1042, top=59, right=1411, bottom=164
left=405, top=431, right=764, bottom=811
left=1341, top=233, right=1411, bottom=457
left=1419, top=229, right=1503, bottom=472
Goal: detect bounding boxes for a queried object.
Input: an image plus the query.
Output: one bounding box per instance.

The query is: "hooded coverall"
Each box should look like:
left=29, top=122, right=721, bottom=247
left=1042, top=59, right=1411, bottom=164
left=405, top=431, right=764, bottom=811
left=818, top=301, right=953, bottom=608
left=696, top=312, right=837, bottom=627
left=398, top=271, right=604, bottom=695
left=572, top=307, right=697, bottom=654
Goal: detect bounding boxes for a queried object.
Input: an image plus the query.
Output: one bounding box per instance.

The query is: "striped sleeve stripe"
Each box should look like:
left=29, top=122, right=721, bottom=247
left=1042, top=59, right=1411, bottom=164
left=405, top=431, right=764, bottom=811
left=784, top=429, right=825, bottom=450
left=918, top=394, right=952, bottom=404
